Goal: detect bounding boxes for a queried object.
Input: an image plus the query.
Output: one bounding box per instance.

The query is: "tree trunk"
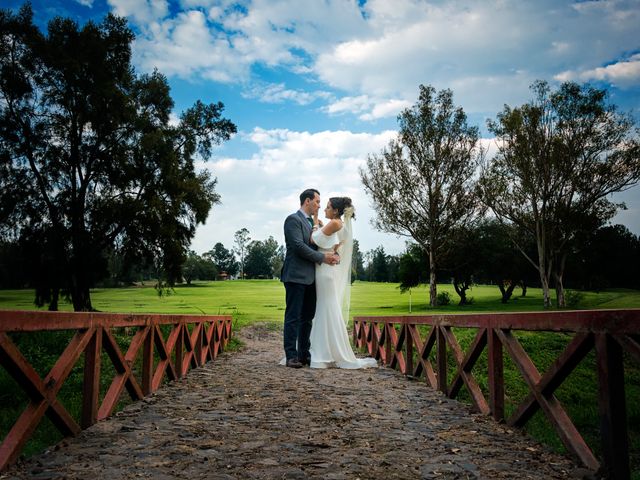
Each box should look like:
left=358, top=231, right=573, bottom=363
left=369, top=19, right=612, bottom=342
left=554, top=276, right=565, bottom=308
left=429, top=249, right=437, bottom=307
left=554, top=253, right=567, bottom=308
left=48, top=287, right=59, bottom=311
left=498, top=280, right=517, bottom=304
left=70, top=244, right=93, bottom=312
left=71, top=281, right=92, bottom=311
left=539, top=274, right=551, bottom=309
left=453, top=278, right=467, bottom=306
left=536, top=230, right=552, bottom=309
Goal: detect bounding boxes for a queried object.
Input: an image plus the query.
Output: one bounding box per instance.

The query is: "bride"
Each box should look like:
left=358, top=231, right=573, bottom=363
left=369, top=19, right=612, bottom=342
left=308, top=197, right=377, bottom=369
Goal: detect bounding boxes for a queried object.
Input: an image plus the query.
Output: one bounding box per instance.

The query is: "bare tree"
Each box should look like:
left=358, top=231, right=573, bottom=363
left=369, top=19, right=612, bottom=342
left=360, top=85, right=484, bottom=306
left=479, top=80, right=640, bottom=308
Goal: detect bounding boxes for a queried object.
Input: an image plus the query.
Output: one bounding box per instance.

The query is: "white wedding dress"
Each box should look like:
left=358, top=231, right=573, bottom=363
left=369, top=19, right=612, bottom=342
left=308, top=224, right=377, bottom=369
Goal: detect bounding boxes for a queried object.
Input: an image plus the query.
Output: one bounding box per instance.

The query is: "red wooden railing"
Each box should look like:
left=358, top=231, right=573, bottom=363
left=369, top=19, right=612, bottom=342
left=353, top=309, right=640, bottom=480
left=0, top=310, right=233, bottom=471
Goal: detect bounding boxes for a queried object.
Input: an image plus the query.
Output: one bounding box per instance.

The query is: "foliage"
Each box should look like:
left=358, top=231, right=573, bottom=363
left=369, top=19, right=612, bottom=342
left=243, top=236, right=282, bottom=279
left=0, top=5, right=236, bottom=311
left=361, top=84, right=484, bottom=306
left=398, top=243, right=427, bottom=293
left=479, top=80, right=640, bottom=309
left=440, top=224, right=481, bottom=305
left=436, top=291, right=451, bottom=306
left=352, top=239, right=366, bottom=281
left=204, top=242, right=238, bottom=278
left=364, top=246, right=399, bottom=282
left=473, top=219, right=536, bottom=303
left=182, top=250, right=217, bottom=284
left=566, top=224, right=640, bottom=291
left=564, top=289, right=584, bottom=309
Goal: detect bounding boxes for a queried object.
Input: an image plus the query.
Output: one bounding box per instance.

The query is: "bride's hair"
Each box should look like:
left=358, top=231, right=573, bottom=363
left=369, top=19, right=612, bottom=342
left=329, top=197, right=355, bottom=220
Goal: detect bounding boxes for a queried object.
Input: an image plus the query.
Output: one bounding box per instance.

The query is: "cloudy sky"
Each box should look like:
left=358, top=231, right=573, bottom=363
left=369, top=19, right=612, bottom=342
left=8, top=0, right=640, bottom=255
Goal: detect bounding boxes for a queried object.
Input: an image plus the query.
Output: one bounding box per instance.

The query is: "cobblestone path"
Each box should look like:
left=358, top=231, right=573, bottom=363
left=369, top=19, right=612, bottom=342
left=3, top=324, right=584, bottom=479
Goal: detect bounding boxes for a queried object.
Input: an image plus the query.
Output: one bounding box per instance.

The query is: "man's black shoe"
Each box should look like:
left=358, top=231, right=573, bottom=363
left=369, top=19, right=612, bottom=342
left=286, top=358, right=303, bottom=368
left=299, top=357, right=311, bottom=367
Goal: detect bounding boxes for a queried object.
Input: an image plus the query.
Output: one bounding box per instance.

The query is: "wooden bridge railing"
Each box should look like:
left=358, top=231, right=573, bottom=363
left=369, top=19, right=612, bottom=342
left=0, top=310, right=233, bottom=471
left=353, top=309, right=640, bottom=480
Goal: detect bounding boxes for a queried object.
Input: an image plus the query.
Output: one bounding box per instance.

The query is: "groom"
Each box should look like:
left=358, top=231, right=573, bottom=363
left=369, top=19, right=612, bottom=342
left=281, top=189, right=339, bottom=368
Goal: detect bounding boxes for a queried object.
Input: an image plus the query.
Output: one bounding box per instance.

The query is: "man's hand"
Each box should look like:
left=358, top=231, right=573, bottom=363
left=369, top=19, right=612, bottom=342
left=322, top=252, right=340, bottom=265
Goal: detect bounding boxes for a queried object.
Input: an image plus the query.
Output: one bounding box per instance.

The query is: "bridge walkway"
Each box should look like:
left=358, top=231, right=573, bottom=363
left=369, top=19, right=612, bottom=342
left=3, top=324, right=580, bottom=479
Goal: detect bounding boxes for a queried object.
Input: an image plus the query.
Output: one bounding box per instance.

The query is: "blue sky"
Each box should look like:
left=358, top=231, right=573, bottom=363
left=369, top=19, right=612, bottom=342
left=7, top=0, right=640, bottom=255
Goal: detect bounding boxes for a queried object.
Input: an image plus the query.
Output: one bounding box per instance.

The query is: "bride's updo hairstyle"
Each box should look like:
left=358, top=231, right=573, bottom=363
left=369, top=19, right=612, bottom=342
left=330, top=197, right=355, bottom=220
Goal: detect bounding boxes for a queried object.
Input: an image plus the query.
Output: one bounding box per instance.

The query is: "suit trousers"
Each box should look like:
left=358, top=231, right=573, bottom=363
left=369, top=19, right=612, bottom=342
left=283, top=281, right=316, bottom=361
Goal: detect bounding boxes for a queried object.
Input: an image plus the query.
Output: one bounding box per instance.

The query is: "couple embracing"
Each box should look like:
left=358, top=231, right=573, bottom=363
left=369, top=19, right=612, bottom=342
left=281, top=188, right=377, bottom=370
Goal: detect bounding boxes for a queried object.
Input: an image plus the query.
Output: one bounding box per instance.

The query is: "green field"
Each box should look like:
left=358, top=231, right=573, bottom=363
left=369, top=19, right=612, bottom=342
left=2, top=280, right=639, bottom=323
left=1, top=281, right=639, bottom=475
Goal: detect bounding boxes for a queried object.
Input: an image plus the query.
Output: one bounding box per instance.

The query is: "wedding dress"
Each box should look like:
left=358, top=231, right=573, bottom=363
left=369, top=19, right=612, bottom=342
left=308, top=218, right=377, bottom=369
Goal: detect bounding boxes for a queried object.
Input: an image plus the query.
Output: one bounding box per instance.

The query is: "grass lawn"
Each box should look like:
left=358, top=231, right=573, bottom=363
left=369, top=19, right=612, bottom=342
left=1, top=281, right=639, bottom=475
left=2, top=280, right=639, bottom=323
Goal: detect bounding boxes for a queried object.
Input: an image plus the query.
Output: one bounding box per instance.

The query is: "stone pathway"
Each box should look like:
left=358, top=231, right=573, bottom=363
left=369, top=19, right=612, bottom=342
left=3, top=324, right=584, bottom=479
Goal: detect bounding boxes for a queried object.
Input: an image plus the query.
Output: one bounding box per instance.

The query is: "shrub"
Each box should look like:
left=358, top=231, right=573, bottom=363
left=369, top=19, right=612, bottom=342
left=437, top=291, right=451, bottom=306
left=565, top=290, right=584, bottom=309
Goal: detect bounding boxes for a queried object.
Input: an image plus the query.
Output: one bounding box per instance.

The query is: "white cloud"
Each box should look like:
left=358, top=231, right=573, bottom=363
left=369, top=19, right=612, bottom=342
left=75, top=0, right=94, bottom=7
left=555, top=54, right=640, bottom=87
left=114, top=0, right=639, bottom=118
left=324, top=95, right=372, bottom=115
left=359, top=99, right=412, bottom=121
left=133, top=9, right=249, bottom=81
left=107, top=0, right=168, bottom=24
left=191, top=128, right=406, bottom=256
left=127, top=0, right=369, bottom=83
left=324, top=95, right=411, bottom=121
left=242, top=83, right=331, bottom=105
left=314, top=0, right=640, bottom=113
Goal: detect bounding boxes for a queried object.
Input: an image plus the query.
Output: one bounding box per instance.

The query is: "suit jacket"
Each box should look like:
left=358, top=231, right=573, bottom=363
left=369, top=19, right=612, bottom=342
left=281, top=210, right=324, bottom=285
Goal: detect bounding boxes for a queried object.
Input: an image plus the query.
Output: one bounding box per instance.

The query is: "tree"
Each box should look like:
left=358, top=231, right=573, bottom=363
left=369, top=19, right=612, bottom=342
left=270, top=243, right=285, bottom=279
left=568, top=224, right=640, bottom=291
left=0, top=6, right=236, bottom=310
left=204, top=242, right=238, bottom=278
left=479, top=80, right=640, bottom=308
left=398, top=243, right=427, bottom=292
left=182, top=250, right=217, bottom=285
left=233, top=228, right=251, bottom=279
left=351, top=239, right=366, bottom=281
left=361, top=85, right=484, bottom=306
left=440, top=224, right=482, bottom=306
left=474, top=219, right=533, bottom=303
left=244, top=236, right=280, bottom=279
left=366, top=246, right=389, bottom=282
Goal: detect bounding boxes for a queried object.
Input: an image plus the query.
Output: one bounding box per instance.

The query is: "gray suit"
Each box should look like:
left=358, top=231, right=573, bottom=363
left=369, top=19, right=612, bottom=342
left=281, top=211, right=324, bottom=283
left=281, top=210, right=324, bottom=362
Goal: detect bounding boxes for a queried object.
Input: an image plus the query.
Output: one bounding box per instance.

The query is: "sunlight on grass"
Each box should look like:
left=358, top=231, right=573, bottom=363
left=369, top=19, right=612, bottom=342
left=2, top=280, right=639, bottom=325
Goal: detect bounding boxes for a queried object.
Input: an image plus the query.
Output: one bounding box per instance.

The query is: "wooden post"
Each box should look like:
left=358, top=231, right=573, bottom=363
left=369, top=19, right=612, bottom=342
left=596, top=333, right=630, bottom=479
left=81, top=327, right=102, bottom=429
left=437, top=326, right=447, bottom=393
left=488, top=328, right=504, bottom=422
left=142, top=324, right=154, bottom=395
left=175, top=323, right=184, bottom=379
left=406, top=324, right=414, bottom=377
left=385, top=323, right=392, bottom=367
